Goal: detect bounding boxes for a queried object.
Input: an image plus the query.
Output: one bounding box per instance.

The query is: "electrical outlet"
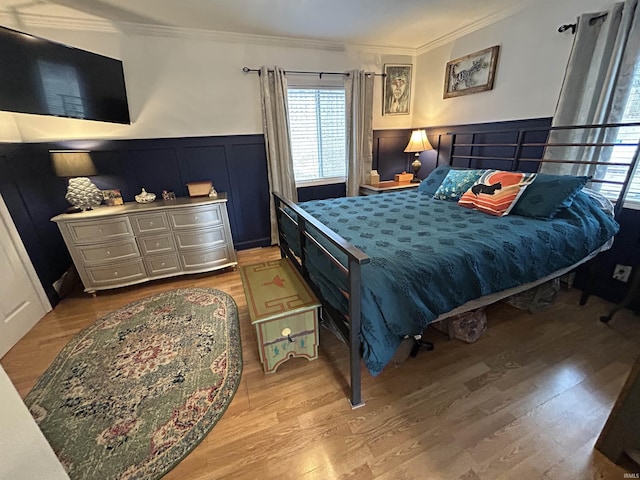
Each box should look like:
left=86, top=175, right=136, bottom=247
left=613, top=264, right=633, bottom=282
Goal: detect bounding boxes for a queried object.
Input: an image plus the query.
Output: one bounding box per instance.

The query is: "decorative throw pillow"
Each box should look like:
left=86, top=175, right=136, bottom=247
left=433, top=169, right=486, bottom=201
left=458, top=170, right=537, bottom=216
left=418, top=165, right=452, bottom=196
left=511, top=173, right=590, bottom=219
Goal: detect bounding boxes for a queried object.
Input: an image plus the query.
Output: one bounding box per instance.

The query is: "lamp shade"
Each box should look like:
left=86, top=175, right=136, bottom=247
left=51, top=150, right=97, bottom=177
left=404, top=129, right=433, bottom=153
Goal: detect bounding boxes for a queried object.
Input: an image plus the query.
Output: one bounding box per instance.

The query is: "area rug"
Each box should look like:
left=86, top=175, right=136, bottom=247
left=24, top=288, right=242, bottom=480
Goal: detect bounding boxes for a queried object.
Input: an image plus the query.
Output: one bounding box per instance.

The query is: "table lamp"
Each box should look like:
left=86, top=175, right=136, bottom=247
left=404, top=129, right=433, bottom=183
left=51, top=150, right=103, bottom=212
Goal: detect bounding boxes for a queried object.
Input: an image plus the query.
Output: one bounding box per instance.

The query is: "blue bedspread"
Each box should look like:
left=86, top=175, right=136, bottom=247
left=294, top=190, right=619, bottom=376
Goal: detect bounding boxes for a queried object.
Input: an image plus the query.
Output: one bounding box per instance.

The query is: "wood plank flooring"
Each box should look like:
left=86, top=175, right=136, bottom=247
left=2, top=246, right=640, bottom=479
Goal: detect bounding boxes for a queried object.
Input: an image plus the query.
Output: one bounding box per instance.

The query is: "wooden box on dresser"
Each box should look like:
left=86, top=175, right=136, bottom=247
left=51, top=194, right=237, bottom=295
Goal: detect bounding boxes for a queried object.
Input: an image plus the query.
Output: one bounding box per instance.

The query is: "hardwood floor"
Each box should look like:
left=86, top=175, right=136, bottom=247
left=2, top=246, right=640, bottom=479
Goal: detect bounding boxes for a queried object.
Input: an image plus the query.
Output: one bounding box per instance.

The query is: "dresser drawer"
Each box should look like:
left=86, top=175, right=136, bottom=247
left=179, top=246, right=234, bottom=271
left=144, top=254, right=181, bottom=277
left=174, top=226, right=227, bottom=251
left=76, top=239, right=140, bottom=265
left=84, top=259, right=146, bottom=287
left=130, top=212, right=170, bottom=235
left=67, top=217, right=132, bottom=243
left=137, top=234, right=176, bottom=256
left=168, top=204, right=223, bottom=230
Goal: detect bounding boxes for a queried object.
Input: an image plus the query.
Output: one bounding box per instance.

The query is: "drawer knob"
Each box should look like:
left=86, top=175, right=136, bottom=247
left=161, top=262, right=166, bottom=267
left=194, top=216, right=198, bottom=221
left=149, top=221, right=154, bottom=226
left=114, top=271, right=119, bottom=277
left=99, top=228, right=103, bottom=233
left=282, top=327, right=293, bottom=343
left=155, top=242, right=160, bottom=247
left=106, top=251, right=111, bottom=256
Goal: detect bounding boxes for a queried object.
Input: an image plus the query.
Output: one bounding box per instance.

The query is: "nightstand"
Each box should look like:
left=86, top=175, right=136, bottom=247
left=359, top=181, right=420, bottom=195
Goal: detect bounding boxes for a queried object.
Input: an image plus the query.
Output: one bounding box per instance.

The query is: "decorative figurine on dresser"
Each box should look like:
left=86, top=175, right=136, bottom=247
left=51, top=193, right=237, bottom=296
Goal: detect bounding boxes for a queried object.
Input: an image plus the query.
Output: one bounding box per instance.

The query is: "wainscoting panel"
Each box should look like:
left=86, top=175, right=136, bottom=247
left=373, top=131, right=411, bottom=181
left=3, top=120, right=638, bottom=308
left=0, top=134, right=271, bottom=305
left=225, top=141, right=271, bottom=249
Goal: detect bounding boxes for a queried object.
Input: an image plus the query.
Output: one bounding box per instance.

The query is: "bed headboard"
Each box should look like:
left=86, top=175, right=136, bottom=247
left=438, top=122, right=640, bottom=217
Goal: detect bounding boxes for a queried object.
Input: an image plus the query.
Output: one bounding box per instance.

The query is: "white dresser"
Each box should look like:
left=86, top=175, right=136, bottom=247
left=51, top=195, right=237, bottom=295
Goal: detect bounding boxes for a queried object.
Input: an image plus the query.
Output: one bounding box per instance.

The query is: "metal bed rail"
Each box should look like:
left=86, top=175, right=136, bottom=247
left=439, top=122, right=640, bottom=217
left=272, top=122, right=640, bottom=408
left=273, top=192, right=370, bottom=408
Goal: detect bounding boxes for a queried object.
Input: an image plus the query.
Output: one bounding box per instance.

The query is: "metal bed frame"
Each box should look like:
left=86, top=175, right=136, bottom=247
left=273, top=122, right=640, bottom=409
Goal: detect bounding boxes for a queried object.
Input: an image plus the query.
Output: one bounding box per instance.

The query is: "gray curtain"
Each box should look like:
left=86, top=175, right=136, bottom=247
left=542, top=0, right=640, bottom=178
left=345, top=70, right=374, bottom=197
left=259, top=66, right=297, bottom=245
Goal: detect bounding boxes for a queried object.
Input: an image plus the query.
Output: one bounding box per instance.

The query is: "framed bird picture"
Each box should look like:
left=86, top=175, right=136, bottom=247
left=443, top=45, right=500, bottom=99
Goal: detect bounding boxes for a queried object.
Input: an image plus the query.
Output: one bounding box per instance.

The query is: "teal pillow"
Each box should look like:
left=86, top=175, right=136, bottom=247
left=418, top=165, right=452, bottom=196
left=433, top=169, right=486, bottom=201
left=512, top=173, right=590, bottom=219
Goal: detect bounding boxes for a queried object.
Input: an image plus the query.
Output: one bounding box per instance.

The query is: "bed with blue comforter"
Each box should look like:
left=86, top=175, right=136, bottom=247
left=284, top=189, right=618, bottom=378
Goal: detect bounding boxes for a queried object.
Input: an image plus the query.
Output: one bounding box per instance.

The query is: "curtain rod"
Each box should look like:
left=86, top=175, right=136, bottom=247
left=242, top=67, right=385, bottom=77
left=558, top=12, right=608, bottom=34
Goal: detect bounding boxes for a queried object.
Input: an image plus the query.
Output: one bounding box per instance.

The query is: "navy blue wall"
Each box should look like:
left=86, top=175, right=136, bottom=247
left=3, top=118, right=638, bottom=310
left=574, top=208, right=640, bottom=306
left=0, top=134, right=271, bottom=305
left=372, top=117, right=554, bottom=181
left=298, top=183, right=346, bottom=202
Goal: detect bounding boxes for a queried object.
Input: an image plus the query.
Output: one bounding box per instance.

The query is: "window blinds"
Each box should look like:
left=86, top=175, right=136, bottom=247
left=287, top=88, right=346, bottom=183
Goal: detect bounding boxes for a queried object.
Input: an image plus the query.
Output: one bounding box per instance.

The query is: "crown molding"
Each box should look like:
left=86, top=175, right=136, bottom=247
left=0, top=11, right=119, bottom=33
left=415, top=3, right=527, bottom=55
left=0, top=11, right=346, bottom=51
left=118, top=22, right=350, bottom=52
left=345, top=43, right=416, bottom=57
left=0, top=10, right=417, bottom=55
left=1, top=6, right=522, bottom=57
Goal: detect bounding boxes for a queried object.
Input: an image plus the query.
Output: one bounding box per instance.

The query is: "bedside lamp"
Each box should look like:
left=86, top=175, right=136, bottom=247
left=51, top=150, right=103, bottom=212
left=404, top=129, right=433, bottom=183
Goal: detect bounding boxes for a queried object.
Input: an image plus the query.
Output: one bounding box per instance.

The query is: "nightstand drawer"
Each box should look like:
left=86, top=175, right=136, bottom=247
left=129, top=212, right=170, bottom=235
left=77, top=239, right=139, bottom=265
left=137, top=234, right=176, bottom=256
left=174, top=226, right=227, bottom=250
left=168, top=204, right=223, bottom=230
left=67, top=217, right=132, bottom=243
left=84, top=259, right=146, bottom=286
left=144, top=254, right=181, bottom=277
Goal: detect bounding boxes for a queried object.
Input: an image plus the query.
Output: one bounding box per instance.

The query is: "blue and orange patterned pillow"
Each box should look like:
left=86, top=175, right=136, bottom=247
left=433, top=169, right=486, bottom=201
left=458, top=170, right=537, bottom=216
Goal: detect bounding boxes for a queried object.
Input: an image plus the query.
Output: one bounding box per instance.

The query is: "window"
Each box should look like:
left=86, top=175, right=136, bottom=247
left=287, top=88, right=346, bottom=184
left=604, top=65, right=640, bottom=208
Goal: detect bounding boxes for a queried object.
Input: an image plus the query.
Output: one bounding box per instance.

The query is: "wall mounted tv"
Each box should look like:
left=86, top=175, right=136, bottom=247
left=0, top=26, right=130, bottom=124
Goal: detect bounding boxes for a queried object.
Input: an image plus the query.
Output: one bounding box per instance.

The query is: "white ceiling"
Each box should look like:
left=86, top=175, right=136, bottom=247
left=0, top=0, right=540, bottom=51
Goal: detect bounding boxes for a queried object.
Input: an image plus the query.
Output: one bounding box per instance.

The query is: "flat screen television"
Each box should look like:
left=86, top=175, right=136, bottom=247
left=0, top=26, right=130, bottom=124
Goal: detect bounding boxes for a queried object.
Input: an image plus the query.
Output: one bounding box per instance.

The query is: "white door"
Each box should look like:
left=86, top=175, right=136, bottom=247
left=0, top=195, right=51, bottom=358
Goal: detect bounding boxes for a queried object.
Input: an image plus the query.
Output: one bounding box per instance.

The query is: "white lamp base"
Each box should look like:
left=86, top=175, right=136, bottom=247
left=65, top=177, right=103, bottom=211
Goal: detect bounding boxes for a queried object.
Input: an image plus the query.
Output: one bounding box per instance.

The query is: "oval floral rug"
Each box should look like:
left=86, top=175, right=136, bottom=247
left=24, top=288, right=242, bottom=480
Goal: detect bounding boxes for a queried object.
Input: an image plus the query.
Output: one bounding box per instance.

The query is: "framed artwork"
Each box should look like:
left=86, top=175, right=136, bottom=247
left=383, top=64, right=412, bottom=115
left=102, top=189, right=123, bottom=206
left=443, top=45, right=500, bottom=99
